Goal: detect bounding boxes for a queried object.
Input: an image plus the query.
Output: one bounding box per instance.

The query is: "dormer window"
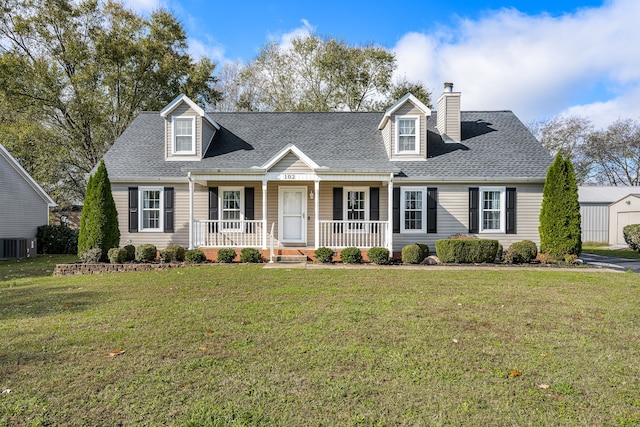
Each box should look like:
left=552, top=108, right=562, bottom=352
left=396, top=116, right=420, bottom=154
left=173, top=117, right=196, bottom=154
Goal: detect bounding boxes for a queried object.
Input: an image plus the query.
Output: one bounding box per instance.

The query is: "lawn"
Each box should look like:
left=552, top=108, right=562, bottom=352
left=1, top=263, right=639, bottom=426
left=582, top=244, right=640, bottom=259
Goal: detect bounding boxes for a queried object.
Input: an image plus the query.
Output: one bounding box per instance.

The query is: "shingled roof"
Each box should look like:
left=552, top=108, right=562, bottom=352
left=102, top=109, right=551, bottom=181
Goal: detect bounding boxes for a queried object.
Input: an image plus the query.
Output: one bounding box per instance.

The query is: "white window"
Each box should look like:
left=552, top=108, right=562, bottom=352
left=401, top=187, right=426, bottom=233
left=220, top=187, right=244, bottom=231
left=396, top=116, right=420, bottom=154
left=140, top=187, right=163, bottom=232
left=172, top=116, right=196, bottom=154
left=344, top=187, right=369, bottom=231
left=480, top=187, right=505, bottom=233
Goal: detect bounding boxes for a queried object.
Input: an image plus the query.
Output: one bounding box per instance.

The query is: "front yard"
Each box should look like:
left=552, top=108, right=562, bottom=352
left=0, top=262, right=638, bottom=426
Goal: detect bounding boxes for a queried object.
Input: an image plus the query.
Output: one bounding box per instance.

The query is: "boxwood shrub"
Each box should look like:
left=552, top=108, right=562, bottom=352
left=402, top=244, right=424, bottom=264
left=185, top=249, right=207, bottom=264
left=340, top=247, right=362, bottom=264
left=367, top=247, right=390, bottom=265
left=416, top=242, right=430, bottom=259
left=161, top=243, right=186, bottom=262
left=314, top=247, right=334, bottom=263
left=504, top=240, right=538, bottom=264
left=123, top=244, right=136, bottom=262
left=135, top=244, right=157, bottom=263
left=217, top=248, right=237, bottom=263
left=240, top=248, right=263, bottom=263
left=435, top=239, right=499, bottom=263
left=108, top=247, right=128, bottom=264
left=623, top=224, right=640, bottom=251
left=79, top=248, right=102, bottom=264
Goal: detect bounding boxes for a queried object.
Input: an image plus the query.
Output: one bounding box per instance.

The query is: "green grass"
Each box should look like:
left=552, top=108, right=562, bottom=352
left=0, top=254, right=78, bottom=281
left=582, top=244, right=640, bottom=259
left=1, top=265, right=639, bottom=426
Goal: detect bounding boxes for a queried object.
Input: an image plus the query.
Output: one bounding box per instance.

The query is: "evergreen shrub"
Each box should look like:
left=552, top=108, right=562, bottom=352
left=504, top=240, right=538, bottom=264
left=435, top=239, right=499, bottom=263
left=623, top=224, right=640, bottom=252
left=314, top=247, right=334, bottom=263
left=402, top=244, right=424, bottom=264
left=340, top=247, right=362, bottom=264
left=108, top=247, right=128, bottom=264
left=240, top=248, right=262, bottom=263
left=185, top=249, right=207, bottom=264
left=367, top=247, right=390, bottom=265
left=217, top=248, right=237, bottom=263
left=136, top=244, right=157, bottom=263
left=123, top=244, right=136, bottom=262
left=37, top=225, right=78, bottom=254
left=79, top=248, right=102, bottom=264
left=161, top=244, right=186, bottom=262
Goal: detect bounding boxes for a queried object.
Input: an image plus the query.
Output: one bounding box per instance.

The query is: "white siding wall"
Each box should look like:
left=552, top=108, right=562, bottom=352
left=393, top=183, right=543, bottom=251
left=608, top=196, right=640, bottom=245
left=0, top=155, right=49, bottom=239
left=580, top=204, right=609, bottom=243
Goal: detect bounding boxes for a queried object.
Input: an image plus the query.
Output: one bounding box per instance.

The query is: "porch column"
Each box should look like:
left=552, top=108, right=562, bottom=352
left=188, top=173, right=194, bottom=249
left=262, top=179, right=268, bottom=249
left=387, top=173, right=394, bottom=255
left=314, top=179, right=320, bottom=249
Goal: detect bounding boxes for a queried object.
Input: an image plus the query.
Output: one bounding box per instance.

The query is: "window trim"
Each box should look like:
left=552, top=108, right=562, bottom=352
left=344, top=187, right=369, bottom=232
left=172, top=116, right=196, bottom=155
left=395, top=115, right=421, bottom=154
left=139, top=186, right=164, bottom=232
left=400, top=186, right=427, bottom=233
left=479, top=186, right=506, bottom=233
left=219, top=186, right=244, bottom=231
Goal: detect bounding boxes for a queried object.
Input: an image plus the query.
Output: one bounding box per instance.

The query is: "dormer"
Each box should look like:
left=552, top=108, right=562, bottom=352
left=160, top=94, right=220, bottom=161
left=378, top=93, right=431, bottom=161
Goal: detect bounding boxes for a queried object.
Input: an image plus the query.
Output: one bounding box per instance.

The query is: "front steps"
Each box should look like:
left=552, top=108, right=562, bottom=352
left=271, top=249, right=309, bottom=263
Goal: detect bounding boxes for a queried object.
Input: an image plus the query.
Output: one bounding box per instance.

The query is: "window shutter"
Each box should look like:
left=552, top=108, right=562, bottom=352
left=370, top=187, right=380, bottom=221
left=333, top=187, right=343, bottom=233
left=469, top=187, right=479, bottom=233
left=209, top=187, right=218, bottom=220
left=427, top=187, right=437, bottom=233
left=506, top=187, right=516, bottom=234
left=164, top=187, right=174, bottom=232
left=245, top=187, right=255, bottom=220
left=393, top=187, right=400, bottom=233
left=128, top=187, right=138, bottom=233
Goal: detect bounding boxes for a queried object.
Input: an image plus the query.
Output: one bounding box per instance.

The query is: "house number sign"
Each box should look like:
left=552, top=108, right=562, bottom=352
left=279, top=173, right=299, bottom=180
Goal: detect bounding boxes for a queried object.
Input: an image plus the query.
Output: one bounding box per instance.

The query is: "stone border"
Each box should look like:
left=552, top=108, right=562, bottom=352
left=53, top=262, right=190, bottom=276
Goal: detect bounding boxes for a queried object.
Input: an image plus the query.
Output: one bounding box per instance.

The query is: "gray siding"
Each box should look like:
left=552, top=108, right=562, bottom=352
left=202, top=120, right=216, bottom=154
left=393, top=183, right=543, bottom=251
left=580, top=203, right=609, bottom=243
left=0, top=154, right=49, bottom=239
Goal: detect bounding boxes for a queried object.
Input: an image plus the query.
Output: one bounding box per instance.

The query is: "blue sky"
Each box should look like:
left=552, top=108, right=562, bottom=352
left=122, top=0, right=640, bottom=128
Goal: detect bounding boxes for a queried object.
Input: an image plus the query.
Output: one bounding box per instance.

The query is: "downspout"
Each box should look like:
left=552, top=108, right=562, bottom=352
left=314, top=179, right=320, bottom=249
left=188, top=172, right=194, bottom=249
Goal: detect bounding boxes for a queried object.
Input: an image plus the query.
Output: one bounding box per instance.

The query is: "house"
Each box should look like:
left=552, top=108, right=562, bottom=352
left=608, top=194, right=640, bottom=245
left=0, top=144, right=56, bottom=258
left=578, top=186, right=640, bottom=244
left=100, top=83, right=552, bottom=260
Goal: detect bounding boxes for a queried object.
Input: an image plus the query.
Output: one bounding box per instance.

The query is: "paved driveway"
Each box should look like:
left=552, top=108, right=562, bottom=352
left=579, top=253, right=640, bottom=273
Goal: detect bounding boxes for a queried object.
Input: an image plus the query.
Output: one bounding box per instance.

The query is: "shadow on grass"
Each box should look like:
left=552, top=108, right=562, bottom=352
left=0, top=285, right=99, bottom=321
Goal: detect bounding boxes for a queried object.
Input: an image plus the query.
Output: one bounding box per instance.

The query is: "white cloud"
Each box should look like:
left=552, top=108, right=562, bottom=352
left=269, top=19, right=315, bottom=50
left=393, top=0, right=640, bottom=127
left=119, top=0, right=161, bottom=14
left=188, top=37, right=227, bottom=63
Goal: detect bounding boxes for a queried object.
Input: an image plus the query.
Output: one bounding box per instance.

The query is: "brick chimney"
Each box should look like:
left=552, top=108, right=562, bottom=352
left=437, top=82, right=461, bottom=142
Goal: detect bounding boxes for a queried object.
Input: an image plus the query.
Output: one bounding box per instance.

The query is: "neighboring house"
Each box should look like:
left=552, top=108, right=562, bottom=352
left=101, top=83, right=552, bottom=259
left=0, top=144, right=56, bottom=258
left=609, top=194, right=640, bottom=245
left=578, top=186, right=640, bottom=244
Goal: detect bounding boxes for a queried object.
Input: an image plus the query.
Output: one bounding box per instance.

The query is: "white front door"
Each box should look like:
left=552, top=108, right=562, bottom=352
left=279, top=187, right=307, bottom=244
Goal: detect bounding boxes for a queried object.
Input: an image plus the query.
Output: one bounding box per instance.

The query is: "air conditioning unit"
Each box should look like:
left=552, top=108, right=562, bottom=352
left=0, top=238, right=38, bottom=259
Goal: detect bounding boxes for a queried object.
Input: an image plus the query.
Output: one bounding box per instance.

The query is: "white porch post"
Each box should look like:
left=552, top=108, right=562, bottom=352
left=387, top=173, right=394, bottom=255
left=188, top=173, right=194, bottom=249
left=262, top=179, right=268, bottom=249
left=314, top=179, right=320, bottom=249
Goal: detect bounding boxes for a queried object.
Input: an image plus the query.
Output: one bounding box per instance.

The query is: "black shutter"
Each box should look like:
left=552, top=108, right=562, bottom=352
left=128, top=187, right=138, bottom=233
left=506, top=187, right=516, bottom=234
left=469, top=187, right=479, bottom=234
left=208, top=187, right=218, bottom=220
left=427, top=187, right=437, bottom=233
left=164, top=187, right=174, bottom=232
left=392, top=187, right=400, bottom=233
left=333, top=188, right=343, bottom=233
left=370, top=187, right=380, bottom=221
left=245, top=187, right=255, bottom=220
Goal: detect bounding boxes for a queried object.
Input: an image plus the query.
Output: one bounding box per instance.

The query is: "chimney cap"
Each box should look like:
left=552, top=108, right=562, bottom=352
left=444, top=82, right=454, bottom=92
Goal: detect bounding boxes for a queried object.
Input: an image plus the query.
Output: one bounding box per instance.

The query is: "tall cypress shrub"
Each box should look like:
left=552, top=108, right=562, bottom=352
left=539, top=153, right=581, bottom=259
left=78, top=160, right=120, bottom=260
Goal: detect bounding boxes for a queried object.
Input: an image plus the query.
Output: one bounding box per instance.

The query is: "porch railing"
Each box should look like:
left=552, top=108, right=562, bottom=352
left=194, top=220, right=264, bottom=248
left=319, top=220, right=388, bottom=249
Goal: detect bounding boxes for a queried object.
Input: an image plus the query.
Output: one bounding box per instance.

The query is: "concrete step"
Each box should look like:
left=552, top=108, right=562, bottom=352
left=274, top=254, right=308, bottom=263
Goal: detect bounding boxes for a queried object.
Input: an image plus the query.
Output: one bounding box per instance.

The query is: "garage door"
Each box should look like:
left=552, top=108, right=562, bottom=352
left=617, top=211, right=640, bottom=244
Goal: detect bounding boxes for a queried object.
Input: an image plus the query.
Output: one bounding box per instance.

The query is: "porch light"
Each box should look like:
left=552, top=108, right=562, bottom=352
left=308, top=190, right=314, bottom=200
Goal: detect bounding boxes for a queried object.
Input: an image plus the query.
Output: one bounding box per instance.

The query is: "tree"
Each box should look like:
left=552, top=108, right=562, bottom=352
left=376, top=78, right=433, bottom=110
left=226, top=34, right=423, bottom=112
left=0, top=0, right=221, bottom=204
left=539, top=153, right=582, bottom=259
left=77, top=160, right=119, bottom=260
left=530, top=115, right=593, bottom=183
left=585, top=119, right=640, bottom=186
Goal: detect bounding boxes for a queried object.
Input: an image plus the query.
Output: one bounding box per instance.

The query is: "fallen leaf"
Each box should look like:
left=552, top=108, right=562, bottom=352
left=541, top=353, right=551, bottom=358
left=509, top=370, right=522, bottom=378
left=241, top=319, right=251, bottom=325
left=107, top=349, right=125, bottom=357
left=200, top=346, right=207, bottom=351
left=206, top=329, right=213, bottom=333
left=452, top=338, right=459, bottom=344
left=538, top=384, right=550, bottom=389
